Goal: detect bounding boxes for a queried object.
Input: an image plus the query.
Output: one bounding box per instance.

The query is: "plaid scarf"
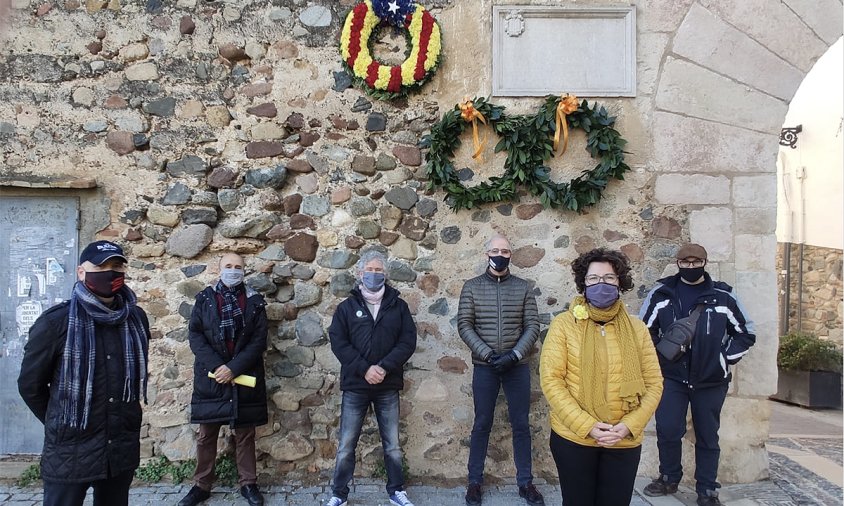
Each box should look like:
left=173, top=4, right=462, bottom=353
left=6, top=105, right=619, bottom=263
left=59, top=282, right=149, bottom=429
left=215, top=280, right=244, bottom=343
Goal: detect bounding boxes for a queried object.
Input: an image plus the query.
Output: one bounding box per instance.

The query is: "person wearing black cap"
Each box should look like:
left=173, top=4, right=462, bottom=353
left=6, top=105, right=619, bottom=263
left=18, top=240, right=150, bottom=506
left=638, top=243, right=756, bottom=506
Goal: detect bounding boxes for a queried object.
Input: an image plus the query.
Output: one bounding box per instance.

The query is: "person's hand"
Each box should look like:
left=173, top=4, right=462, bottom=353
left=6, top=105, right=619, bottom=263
left=491, top=351, right=519, bottom=373
left=486, top=353, right=500, bottom=365
left=589, top=422, right=623, bottom=447
left=365, top=365, right=386, bottom=384
left=214, top=365, right=233, bottom=384
left=607, top=422, right=631, bottom=445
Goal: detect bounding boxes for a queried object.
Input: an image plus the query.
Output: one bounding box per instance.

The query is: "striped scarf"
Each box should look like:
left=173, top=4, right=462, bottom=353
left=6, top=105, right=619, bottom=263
left=215, top=280, right=244, bottom=343
left=59, top=282, right=148, bottom=429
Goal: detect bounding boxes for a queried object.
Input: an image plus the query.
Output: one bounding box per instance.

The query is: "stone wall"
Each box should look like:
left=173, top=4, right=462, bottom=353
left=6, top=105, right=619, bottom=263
left=777, top=243, right=844, bottom=343
left=1, top=0, right=840, bottom=487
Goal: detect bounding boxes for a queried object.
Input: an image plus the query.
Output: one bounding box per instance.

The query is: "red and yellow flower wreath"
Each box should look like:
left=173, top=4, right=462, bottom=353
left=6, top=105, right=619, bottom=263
left=340, top=0, right=442, bottom=98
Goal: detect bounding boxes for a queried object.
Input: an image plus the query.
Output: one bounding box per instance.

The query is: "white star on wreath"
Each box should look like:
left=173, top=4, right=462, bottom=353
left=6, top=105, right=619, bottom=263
left=387, top=1, right=399, bottom=13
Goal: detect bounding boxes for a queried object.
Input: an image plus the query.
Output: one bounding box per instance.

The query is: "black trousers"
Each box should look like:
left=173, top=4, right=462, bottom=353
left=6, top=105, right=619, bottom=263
left=655, top=378, right=729, bottom=494
left=42, top=469, right=134, bottom=506
left=550, top=431, right=641, bottom=506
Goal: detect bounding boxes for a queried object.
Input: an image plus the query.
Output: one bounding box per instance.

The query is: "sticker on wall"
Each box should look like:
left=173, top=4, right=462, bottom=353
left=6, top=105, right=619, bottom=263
left=16, top=275, right=31, bottom=297
left=46, top=257, right=64, bottom=285
left=16, top=300, right=43, bottom=338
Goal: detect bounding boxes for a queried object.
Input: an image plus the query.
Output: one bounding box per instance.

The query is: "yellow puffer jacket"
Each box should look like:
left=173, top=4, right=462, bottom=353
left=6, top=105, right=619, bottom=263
left=540, top=310, right=663, bottom=448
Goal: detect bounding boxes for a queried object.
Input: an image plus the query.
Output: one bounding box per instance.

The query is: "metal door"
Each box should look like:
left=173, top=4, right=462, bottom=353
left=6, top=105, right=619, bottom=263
left=0, top=196, right=79, bottom=454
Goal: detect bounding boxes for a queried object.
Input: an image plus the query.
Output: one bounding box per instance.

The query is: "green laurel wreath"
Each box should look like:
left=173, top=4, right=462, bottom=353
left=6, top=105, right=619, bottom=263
left=421, top=95, right=630, bottom=211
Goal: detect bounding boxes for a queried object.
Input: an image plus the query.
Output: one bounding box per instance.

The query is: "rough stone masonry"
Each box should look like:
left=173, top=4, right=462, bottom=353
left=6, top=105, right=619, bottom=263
left=0, top=0, right=840, bottom=489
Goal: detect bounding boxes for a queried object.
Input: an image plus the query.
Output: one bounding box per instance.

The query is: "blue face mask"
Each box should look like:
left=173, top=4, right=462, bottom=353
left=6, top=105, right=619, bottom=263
left=220, top=268, right=244, bottom=287
left=585, top=283, right=620, bottom=309
left=362, top=271, right=386, bottom=291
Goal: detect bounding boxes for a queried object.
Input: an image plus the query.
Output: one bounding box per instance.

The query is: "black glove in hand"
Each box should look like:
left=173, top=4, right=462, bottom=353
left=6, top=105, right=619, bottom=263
left=490, top=351, right=519, bottom=373
left=486, top=353, right=500, bottom=365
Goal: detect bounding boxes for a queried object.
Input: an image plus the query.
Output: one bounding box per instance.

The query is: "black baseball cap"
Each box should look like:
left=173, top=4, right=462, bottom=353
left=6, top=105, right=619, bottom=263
left=79, top=240, right=127, bottom=266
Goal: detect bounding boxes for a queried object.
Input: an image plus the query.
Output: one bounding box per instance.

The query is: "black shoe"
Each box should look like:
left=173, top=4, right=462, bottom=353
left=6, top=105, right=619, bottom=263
left=177, top=485, right=211, bottom=506
left=465, top=483, right=482, bottom=506
left=696, top=491, right=722, bottom=506
left=518, top=483, right=545, bottom=505
left=240, top=484, right=264, bottom=506
left=643, top=476, right=679, bottom=497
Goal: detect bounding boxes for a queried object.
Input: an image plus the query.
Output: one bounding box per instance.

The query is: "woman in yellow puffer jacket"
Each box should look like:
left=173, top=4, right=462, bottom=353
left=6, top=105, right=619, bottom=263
left=540, top=248, right=663, bottom=506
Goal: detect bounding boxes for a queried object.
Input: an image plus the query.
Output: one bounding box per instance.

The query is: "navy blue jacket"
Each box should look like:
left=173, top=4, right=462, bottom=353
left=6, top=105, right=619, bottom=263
left=189, top=285, right=268, bottom=428
left=639, top=273, right=756, bottom=388
left=18, top=301, right=149, bottom=483
left=329, top=285, right=417, bottom=392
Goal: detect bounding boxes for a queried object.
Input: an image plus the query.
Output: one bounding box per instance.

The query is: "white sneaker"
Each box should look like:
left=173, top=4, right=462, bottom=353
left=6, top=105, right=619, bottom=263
left=389, top=490, right=415, bottom=506
left=323, top=497, right=347, bottom=506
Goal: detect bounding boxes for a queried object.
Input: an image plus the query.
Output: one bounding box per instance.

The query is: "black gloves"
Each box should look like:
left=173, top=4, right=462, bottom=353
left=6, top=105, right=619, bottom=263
left=488, top=351, right=519, bottom=373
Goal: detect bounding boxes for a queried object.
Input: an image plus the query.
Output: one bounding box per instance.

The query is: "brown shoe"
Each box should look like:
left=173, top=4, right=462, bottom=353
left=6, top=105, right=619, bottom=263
left=643, top=477, right=679, bottom=497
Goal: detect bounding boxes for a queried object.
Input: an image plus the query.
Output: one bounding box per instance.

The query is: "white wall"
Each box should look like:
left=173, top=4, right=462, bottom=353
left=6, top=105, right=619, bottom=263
left=777, top=38, right=844, bottom=250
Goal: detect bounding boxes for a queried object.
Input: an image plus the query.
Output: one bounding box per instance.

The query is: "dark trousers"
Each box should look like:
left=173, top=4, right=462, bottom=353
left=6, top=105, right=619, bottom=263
left=655, top=378, right=729, bottom=495
left=467, top=363, right=534, bottom=487
left=193, top=423, right=257, bottom=490
left=550, top=432, right=641, bottom=506
left=331, top=389, right=404, bottom=500
left=43, top=469, right=134, bottom=506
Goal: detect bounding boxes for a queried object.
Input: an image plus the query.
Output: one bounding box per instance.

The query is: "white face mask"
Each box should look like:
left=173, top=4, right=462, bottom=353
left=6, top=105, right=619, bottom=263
left=220, top=268, right=244, bottom=287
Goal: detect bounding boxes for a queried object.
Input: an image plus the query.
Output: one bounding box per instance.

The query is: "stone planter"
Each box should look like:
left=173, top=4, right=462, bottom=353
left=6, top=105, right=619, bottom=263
left=772, top=369, right=843, bottom=408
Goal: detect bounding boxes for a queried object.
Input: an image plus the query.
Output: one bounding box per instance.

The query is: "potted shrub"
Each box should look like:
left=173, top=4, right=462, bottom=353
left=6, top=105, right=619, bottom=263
left=772, top=332, right=843, bottom=408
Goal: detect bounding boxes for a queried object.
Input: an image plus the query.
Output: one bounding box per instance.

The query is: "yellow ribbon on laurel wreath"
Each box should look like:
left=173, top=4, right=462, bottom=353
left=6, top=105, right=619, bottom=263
left=554, top=94, right=580, bottom=156
left=459, top=97, right=488, bottom=161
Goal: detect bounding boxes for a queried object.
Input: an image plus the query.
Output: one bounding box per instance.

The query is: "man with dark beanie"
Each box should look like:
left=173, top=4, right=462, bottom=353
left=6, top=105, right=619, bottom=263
left=18, top=240, right=150, bottom=506
left=639, top=243, right=756, bottom=506
left=179, top=252, right=268, bottom=506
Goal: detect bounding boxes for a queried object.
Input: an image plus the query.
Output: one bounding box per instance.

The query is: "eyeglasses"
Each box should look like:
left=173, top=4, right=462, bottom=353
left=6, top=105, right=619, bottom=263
left=584, top=274, right=619, bottom=286
left=487, top=248, right=512, bottom=256
left=678, top=259, right=706, bottom=268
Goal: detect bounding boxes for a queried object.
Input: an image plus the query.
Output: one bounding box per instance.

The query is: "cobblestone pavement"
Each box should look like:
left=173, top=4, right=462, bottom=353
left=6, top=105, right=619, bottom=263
left=0, top=401, right=839, bottom=506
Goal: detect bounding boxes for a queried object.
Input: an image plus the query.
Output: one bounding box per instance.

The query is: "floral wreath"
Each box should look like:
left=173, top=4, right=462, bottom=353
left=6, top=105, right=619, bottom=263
left=340, top=0, right=442, bottom=99
left=422, top=95, right=631, bottom=211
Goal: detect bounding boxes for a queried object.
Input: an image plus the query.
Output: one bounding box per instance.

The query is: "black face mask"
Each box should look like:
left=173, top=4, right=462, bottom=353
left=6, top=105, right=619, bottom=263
left=84, top=270, right=125, bottom=297
left=679, top=267, right=705, bottom=283
left=488, top=255, right=510, bottom=272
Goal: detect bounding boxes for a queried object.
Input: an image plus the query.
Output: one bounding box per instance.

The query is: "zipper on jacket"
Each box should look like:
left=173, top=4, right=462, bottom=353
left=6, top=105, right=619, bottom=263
left=600, top=325, right=606, bottom=336
left=496, top=276, right=502, bottom=354
left=706, top=310, right=711, bottom=334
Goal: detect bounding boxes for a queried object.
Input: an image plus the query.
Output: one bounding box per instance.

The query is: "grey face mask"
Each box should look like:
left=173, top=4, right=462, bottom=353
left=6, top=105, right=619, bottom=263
left=585, top=283, right=620, bottom=309
left=220, top=268, right=244, bottom=287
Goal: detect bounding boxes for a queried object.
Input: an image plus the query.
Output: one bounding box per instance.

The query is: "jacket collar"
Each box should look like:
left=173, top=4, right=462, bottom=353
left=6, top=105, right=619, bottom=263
left=656, top=272, right=718, bottom=300
left=484, top=268, right=511, bottom=282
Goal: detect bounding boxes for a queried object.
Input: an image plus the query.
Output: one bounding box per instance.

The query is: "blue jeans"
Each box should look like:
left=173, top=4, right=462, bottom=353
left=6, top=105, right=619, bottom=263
left=468, top=363, right=534, bottom=486
left=331, top=389, right=404, bottom=500
left=655, top=378, right=729, bottom=495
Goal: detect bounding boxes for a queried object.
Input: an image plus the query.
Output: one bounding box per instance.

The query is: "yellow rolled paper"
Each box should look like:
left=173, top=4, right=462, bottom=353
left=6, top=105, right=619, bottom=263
left=207, top=372, right=257, bottom=388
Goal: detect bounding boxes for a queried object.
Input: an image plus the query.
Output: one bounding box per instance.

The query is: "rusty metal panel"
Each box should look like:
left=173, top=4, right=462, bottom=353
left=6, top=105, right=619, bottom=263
left=0, top=196, right=78, bottom=455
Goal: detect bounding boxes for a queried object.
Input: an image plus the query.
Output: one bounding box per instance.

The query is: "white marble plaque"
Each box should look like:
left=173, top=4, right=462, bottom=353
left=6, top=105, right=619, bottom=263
left=492, top=5, right=636, bottom=97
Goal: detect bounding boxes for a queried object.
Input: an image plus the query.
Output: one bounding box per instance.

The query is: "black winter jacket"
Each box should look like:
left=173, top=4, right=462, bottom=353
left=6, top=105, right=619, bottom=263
left=457, top=270, right=540, bottom=365
left=17, top=301, right=150, bottom=483
left=638, top=273, right=756, bottom=388
left=188, top=286, right=268, bottom=427
left=329, top=285, right=416, bottom=392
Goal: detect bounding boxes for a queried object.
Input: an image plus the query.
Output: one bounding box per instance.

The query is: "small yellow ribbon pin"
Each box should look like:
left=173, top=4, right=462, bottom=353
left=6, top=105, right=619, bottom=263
left=554, top=94, right=579, bottom=156
left=459, top=97, right=488, bottom=161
